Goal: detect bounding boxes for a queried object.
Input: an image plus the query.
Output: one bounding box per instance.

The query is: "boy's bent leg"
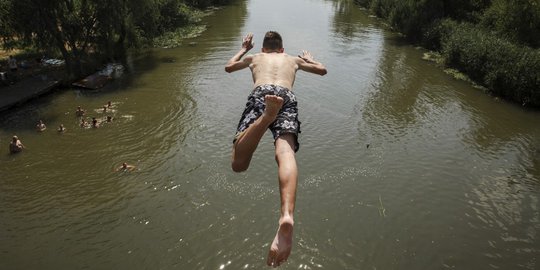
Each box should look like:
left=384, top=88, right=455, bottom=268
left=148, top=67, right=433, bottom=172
left=231, top=95, right=284, bottom=172
left=267, top=134, right=297, bottom=267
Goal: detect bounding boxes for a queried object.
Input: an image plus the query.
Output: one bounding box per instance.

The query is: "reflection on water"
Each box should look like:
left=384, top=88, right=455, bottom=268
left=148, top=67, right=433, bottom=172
left=1, top=0, right=539, bottom=269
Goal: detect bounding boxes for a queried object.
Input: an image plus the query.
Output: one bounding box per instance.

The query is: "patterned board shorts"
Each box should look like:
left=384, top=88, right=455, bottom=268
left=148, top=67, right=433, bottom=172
left=234, top=84, right=301, bottom=152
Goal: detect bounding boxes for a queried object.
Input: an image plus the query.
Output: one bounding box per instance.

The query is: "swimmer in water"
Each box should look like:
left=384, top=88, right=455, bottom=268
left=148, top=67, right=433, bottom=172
left=9, top=135, right=24, bottom=153
left=106, top=115, right=113, bottom=122
left=36, top=120, right=46, bottom=132
left=80, top=118, right=88, bottom=128
left=116, top=162, right=136, bottom=172
left=76, top=106, right=85, bottom=117
left=92, top=117, right=99, bottom=128
left=57, top=124, right=66, bottom=132
left=107, top=101, right=112, bottom=108
left=102, top=105, right=107, bottom=113
left=225, top=31, right=326, bottom=266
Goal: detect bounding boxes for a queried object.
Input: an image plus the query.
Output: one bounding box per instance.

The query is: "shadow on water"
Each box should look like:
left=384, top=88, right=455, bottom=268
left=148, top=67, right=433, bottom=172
left=70, top=51, right=164, bottom=96
left=362, top=43, right=430, bottom=133
left=329, top=0, right=376, bottom=39
left=0, top=90, right=65, bottom=132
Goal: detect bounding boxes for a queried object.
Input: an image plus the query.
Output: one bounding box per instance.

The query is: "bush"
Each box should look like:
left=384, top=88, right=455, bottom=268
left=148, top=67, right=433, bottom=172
left=441, top=22, right=540, bottom=106
left=388, top=0, right=444, bottom=42
left=354, top=0, right=540, bottom=106
left=481, top=0, right=540, bottom=48
left=355, top=0, right=490, bottom=42
left=421, top=19, right=456, bottom=50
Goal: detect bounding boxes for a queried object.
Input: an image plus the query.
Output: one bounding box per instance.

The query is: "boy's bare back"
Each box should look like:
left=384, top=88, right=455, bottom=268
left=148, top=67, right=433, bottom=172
left=225, top=32, right=326, bottom=91
left=249, top=53, right=299, bottom=90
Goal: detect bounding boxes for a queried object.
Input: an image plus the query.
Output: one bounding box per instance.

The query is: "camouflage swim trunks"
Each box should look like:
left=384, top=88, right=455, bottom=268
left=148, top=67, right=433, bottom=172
left=234, top=84, right=301, bottom=152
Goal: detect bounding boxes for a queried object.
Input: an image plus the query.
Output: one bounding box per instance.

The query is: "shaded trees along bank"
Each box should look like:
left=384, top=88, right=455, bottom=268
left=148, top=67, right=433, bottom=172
left=0, top=0, right=232, bottom=78
left=355, top=0, right=540, bottom=107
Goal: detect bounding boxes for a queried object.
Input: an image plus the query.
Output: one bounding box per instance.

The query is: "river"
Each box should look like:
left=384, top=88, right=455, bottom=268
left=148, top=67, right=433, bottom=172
left=1, top=0, right=539, bottom=269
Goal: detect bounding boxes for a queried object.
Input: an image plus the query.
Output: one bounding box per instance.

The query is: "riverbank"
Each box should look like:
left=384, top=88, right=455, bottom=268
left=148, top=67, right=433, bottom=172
left=355, top=0, right=540, bottom=107
left=0, top=7, right=213, bottom=112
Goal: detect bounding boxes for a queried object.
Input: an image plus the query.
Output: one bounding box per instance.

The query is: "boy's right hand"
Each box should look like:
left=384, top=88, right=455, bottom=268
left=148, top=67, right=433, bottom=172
left=299, top=50, right=315, bottom=63
left=242, top=33, right=254, bottom=51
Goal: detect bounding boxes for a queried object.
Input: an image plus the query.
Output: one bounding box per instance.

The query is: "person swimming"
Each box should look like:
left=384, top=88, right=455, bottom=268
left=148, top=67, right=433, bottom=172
left=76, top=106, right=85, bottom=117
left=57, top=124, right=66, bottom=132
left=9, top=135, right=24, bottom=153
left=116, top=162, right=136, bottom=172
left=92, top=117, right=99, bottom=128
left=80, top=118, right=89, bottom=128
left=36, top=120, right=46, bottom=132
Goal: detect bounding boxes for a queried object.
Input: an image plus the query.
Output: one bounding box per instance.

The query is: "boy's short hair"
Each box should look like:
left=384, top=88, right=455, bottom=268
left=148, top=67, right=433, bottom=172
left=262, top=31, right=283, bottom=50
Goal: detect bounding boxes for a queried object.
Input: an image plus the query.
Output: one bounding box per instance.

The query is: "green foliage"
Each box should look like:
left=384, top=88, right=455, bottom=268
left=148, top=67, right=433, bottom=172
left=365, top=0, right=395, bottom=18
left=442, top=22, right=540, bottom=106
left=442, top=0, right=491, bottom=22
left=481, top=0, right=540, bottom=48
left=387, top=0, right=444, bottom=42
left=355, top=0, right=540, bottom=106
left=0, top=1, right=11, bottom=42
left=0, top=0, right=230, bottom=76
left=355, top=0, right=491, bottom=42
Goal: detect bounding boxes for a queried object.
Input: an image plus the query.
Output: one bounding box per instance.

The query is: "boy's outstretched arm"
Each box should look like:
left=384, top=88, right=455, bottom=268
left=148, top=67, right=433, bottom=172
left=225, top=33, right=254, bottom=73
left=297, top=50, right=327, bottom=76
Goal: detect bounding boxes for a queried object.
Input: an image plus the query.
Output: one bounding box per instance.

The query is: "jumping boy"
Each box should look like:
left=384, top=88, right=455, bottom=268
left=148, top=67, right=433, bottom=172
left=225, top=31, right=327, bottom=267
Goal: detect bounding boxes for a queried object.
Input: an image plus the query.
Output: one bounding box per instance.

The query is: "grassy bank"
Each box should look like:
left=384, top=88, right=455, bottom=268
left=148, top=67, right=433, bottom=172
left=355, top=0, right=540, bottom=107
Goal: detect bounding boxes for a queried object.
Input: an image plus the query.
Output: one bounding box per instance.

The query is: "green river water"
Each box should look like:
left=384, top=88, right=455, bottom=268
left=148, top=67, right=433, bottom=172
left=1, top=0, right=539, bottom=269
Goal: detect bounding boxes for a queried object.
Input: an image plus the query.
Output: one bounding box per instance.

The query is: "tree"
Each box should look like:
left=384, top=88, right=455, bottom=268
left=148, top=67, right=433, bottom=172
left=0, top=0, right=232, bottom=78
left=5, top=0, right=121, bottom=77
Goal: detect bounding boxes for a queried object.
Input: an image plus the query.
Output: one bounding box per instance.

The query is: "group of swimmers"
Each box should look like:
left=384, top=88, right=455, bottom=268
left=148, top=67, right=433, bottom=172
left=8, top=100, right=135, bottom=172
left=31, top=101, right=114, bottom=134
left=76, top=101, right=114, bottom=129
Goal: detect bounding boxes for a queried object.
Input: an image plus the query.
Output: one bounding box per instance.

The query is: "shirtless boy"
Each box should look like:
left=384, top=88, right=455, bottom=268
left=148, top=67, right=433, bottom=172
left=36, top=120, right=46, bottom=132
left=225, top=31, right=326, bottom=267
left=9, top=135, right=24, bottom=153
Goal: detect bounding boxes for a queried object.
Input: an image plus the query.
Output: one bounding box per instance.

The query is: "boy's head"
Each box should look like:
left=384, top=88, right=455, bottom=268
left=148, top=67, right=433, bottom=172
left=262, top=31, right=284, bottom=53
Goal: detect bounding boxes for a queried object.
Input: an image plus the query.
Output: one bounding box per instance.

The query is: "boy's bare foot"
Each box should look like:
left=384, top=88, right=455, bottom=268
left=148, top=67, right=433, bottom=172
left=261, top=95, right=284, bottom=123
left=267, top=215, right=294, bottom=267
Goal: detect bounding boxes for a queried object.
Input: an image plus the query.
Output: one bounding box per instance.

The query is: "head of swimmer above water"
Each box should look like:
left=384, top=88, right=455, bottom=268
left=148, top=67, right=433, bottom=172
left=261, top=31, right=284, bottom=53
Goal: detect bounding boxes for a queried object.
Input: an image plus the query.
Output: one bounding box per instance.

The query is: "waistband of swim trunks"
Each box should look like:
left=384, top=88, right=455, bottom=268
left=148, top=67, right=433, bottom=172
left=253, top=84, right=290, bottom=92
